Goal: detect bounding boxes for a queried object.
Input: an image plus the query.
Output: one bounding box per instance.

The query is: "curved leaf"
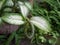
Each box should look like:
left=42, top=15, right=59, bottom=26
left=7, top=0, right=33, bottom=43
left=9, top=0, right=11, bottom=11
left=2, top=13, right=24, bottom=25
left=24, top=2, right=32, bottom=10
left=30, top=16, right=51, bottom=32
left=5, top=0, right=14, bottom=7
left=18, top=1, right=32, bottom=17
left=0, top=0, right=6, bottom=9
left=3, top=8, right=12, bottom=12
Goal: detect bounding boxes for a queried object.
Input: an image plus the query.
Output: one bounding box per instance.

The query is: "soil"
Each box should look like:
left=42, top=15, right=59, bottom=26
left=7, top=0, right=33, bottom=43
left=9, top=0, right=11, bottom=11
left=0, top=23, right=35, bottom=45
left=0, top=23, right=19, bottom=34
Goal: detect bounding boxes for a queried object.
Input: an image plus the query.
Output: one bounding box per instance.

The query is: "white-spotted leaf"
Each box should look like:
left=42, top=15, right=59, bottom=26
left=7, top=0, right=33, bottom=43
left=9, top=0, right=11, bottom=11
left=2, top=13, right=24, bottom=25
left=25, top=2, right=32, bottom=10
left=5, top=0, right=14, bottom=7
left=18, top=1, right=32, bottom=17
left=3, top=8, right=12, bottom=12
left=30, top=16, right=51, bottom=32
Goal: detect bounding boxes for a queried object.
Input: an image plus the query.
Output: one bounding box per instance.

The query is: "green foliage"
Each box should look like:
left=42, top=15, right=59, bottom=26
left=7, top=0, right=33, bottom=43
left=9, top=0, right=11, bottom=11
left=0, top=17, right=2, bottom=24
left=0, top=0, right=60, bottom=45
left=2, top=13, right=24, bottom=25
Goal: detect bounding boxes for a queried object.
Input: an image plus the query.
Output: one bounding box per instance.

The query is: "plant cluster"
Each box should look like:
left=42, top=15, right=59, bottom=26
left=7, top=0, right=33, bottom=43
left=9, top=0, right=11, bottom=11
left=0, top=0, right=60, bottom=45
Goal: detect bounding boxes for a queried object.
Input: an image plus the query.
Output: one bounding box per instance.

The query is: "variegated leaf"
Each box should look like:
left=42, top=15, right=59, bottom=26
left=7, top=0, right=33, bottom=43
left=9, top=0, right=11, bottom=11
left=30, top=16, right=51, bottom=32
left=2, top=13, right=24, bottom=25
left=5, top=0, right=14, bottom=7
left=18, top=1, right=32, bottom=17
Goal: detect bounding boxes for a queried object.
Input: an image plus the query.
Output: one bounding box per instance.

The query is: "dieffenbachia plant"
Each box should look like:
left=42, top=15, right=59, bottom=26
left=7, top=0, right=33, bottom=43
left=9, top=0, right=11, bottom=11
left=0, top=0, right=60, bottom=45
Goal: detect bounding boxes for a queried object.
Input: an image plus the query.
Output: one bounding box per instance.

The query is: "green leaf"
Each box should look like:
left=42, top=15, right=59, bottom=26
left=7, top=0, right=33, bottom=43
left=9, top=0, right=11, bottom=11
left=44, top=0, right=60, bottom=9
left=3, top=8, right=12, bottom=12
left=15, top=34, right=20, bottom=45
left=24, top=2, right=32, bottom=10
left=49, top=38, right=57, bottom=45
left=5, top=0, right=14, bottom=7
left=2, top=13, right=24, bottom=25
left=39, top=36, right=46, bottom=42
left=0, top=0, right=6, bottom=9
left=0, top=17, right=2, bottom=25
left=5, top=31, right=16, bottom=45
left=30, top=16, right=52, bottom=33
left=18, top=1, right=32, bottom=17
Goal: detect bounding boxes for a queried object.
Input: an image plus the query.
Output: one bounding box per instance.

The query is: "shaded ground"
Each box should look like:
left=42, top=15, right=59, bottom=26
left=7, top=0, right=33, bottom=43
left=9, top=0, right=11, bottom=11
left=0, top=23, right=60, bottom=45
left=10, top=39, right=36, bottom=45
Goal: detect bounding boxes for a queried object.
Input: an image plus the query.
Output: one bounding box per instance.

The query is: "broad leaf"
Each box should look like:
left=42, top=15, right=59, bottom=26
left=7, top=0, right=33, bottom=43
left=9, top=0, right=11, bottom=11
left=3, top=8, right=12, bottom=12
left=49, top=38, right=57, bottom=45
left=30, top=16, right=51, bottom=32
left=2, top=13, right=24, bottom=25
left=0, top=0, right=6, bottom=9
left=24, top=2, right=32, bottom=10
left=5, top=0, right=14, bottom=7
left=18, top=1, right=32, bottom=17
